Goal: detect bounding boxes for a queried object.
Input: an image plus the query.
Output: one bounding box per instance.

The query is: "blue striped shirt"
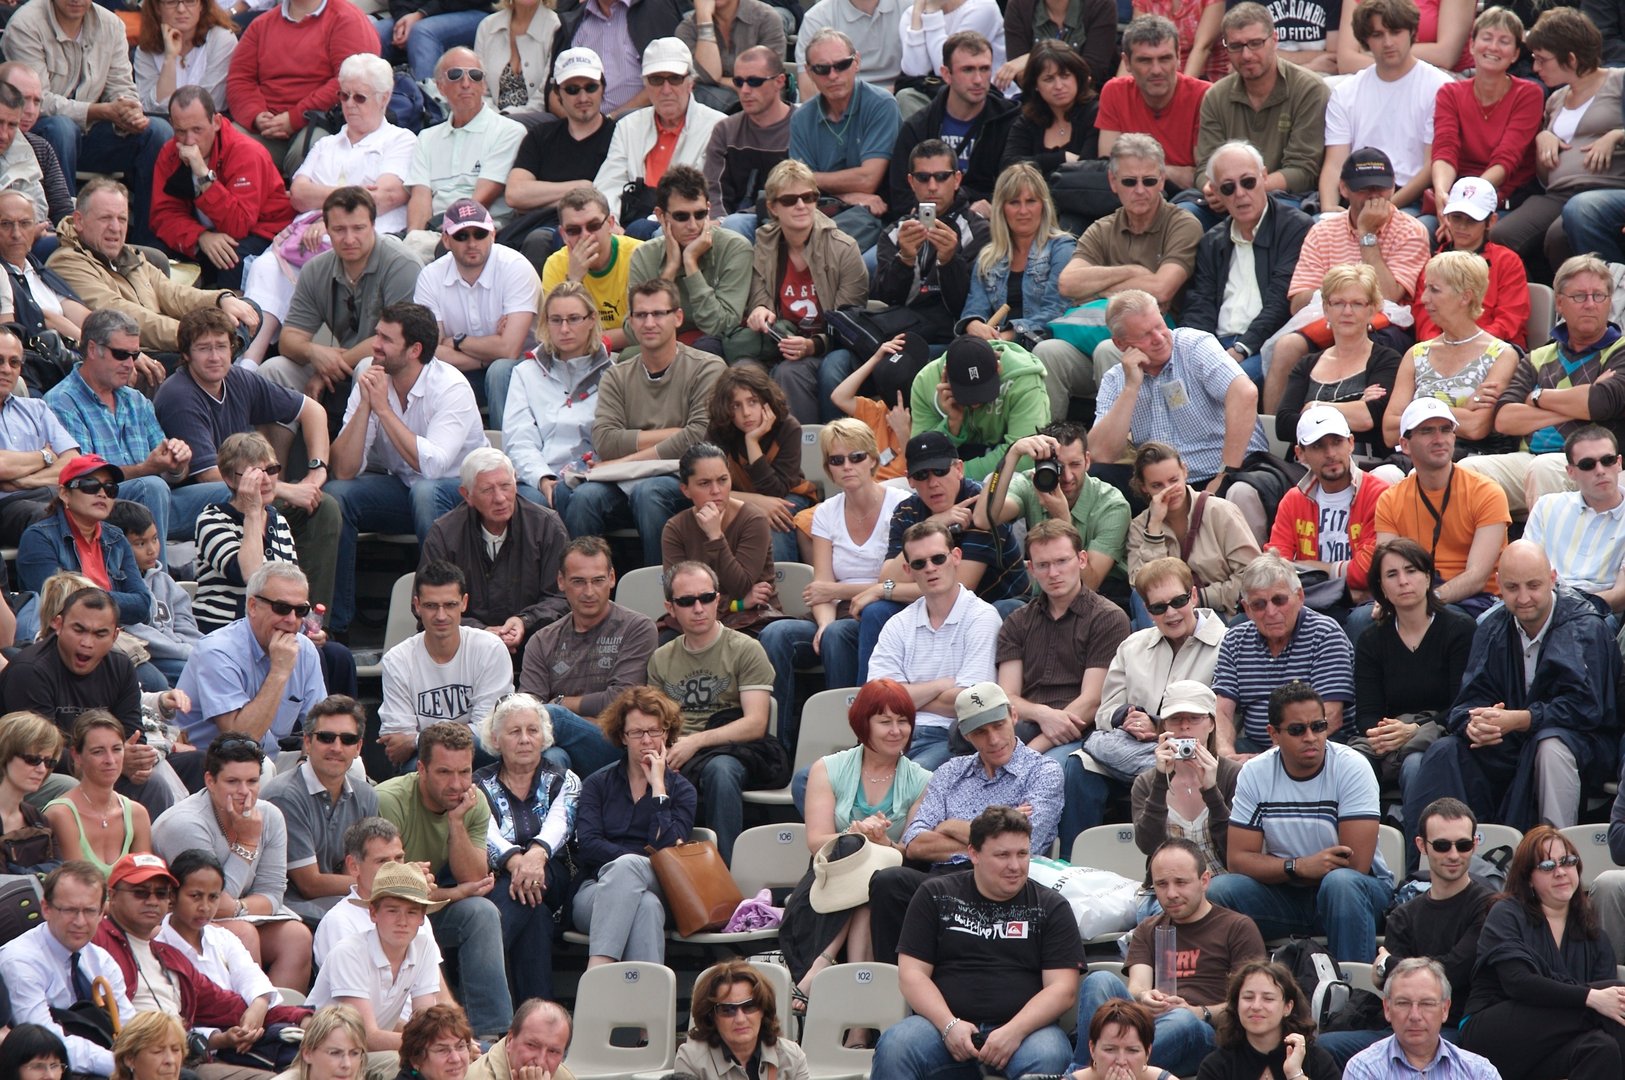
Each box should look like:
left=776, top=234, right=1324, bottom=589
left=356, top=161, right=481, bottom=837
left=0, top=392, right=78, bottom=455
left=1524, top=489, right=1625, bottom=595
left=1230, top=742, right=1391, bottom=884
left=1212, top=607, right=1355, bottom=745
left=1343, top=1032, right=1501, bottom=1080
left=900, top=742, right=1064, bottom=866
left=42, top=365, right=166, bottom=466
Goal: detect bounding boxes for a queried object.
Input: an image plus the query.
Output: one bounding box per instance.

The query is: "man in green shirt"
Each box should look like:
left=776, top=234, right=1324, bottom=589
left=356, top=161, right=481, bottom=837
left=375, top=721, right=512, bottom=1040
left=975, top=421, right=1132, bottom=599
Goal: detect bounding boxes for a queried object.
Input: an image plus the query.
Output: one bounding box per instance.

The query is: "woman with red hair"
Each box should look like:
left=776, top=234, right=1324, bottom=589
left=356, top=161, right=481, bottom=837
left=779, top=679, right=932, bottom=1010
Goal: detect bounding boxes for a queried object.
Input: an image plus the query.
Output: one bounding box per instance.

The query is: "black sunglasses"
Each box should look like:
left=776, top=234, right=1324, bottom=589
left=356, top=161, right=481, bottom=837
left=1145, top=592, right=1193, bottom=616
left=107, top=346, right=141, bottom=362
left=1536, top=855, right=1582, bottom=871
left=451, top=228, right=491, bottom=241
left=731, top=74, right=777, bottom=88
left=826, top=451, right=869, bottom=467
left=908, top=467, right=951, bottom=481
left=67, top=478, right=119, bottom=497
left=1218, top=175, right=1260, bottom=197
left=1574, top=453, right=1621, bottom=471
left=671, top=591, right=719, bottom=608
left=1276, top=718, right=1331, bottom=737
left=115, top=885, right=173, bottom=900
left=911, top=170, right=955, bottom=184
left=1116, top=176, right=1161, bottom=188
left=714, top=1001, right=762, bottom=1018
left=15, top=752, right=50, bottom=768
left=808, top=55, right=857, bottom=76
left=1428, top=838, right=1475, bottom=853
left=255, top=596, right=313, bottom=618
left=560, top=80, right=601, bottom=95
left=774, top=192, right=819, bottom=208
left=311, top=731, right=362, bottom=746
left=664, top=209, right=707, bottom=223
left=907, top=552, right=950, bottom=571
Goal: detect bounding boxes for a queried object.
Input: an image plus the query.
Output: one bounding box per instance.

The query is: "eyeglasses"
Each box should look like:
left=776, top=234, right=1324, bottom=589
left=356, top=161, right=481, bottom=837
left=451, top=228, right=491, bottom=241
left=1327, top=298, right=1372, bottom=310
left=339, top=92, right=374, bottom=104
left=908, top=467, right=951, bottom=481
left=1145, top=592, right=1193, bottom=617
left=1116, top=176, right=1161, bottom=188
left=623, top=727, right=665, bottom=741
left=1244, top=592, right=1295, bottom=613
left=645, top=73, right=687, bottom=86
left=1428, top=838, right=1475, bottom=853
left=115, top=884, right=173, bottom=901
left=443, top=68, right=485, bottom=83
left=311, top=731, right=363, bottom=746
left=808, top=55, right=857, bottom=77
left=1388, top=999, right=1443, bottom=1014
left=66, top=479, right=119, bottom=497
left=427, top=1043, right=470, bottom=1059
left=1536, top=854, right=1582, bottom=872
left=547, top=313, right=593, bottom=328
left=731, top=74, right=777, bottom=88
left=1562, top=291, right=1611, bottom=305
left=907, top=552, right=950, bottom=571
left=774, top=192, right=819, bottom=208
left=1224, top=36, right=1270, bottom=52
left=106, top=346, right=141, bottom=362
left=560, top=80, right=601, bottom=96
left=14, top=752, right=51, bottom=768
left=19, top=1061, right=64, bottom=1076
left=1574, top=453, right=1621, bottom=471
left=561, top=218, right=607, bottom=238
left=714, top=1000, right=763, bottom=1018
left=663, top=209, right=708, bottom=223
left=629, top=308, right=676, bottom=321
left=672, top=591, right=719, bottom=608
left=1277, top=718, right=1331, bottom=737
left=826, top=452, right=869, bottom=467
left=254, top=596, right=313, bottom=618
left=911, top=170, right=955, bottom=184
left=1218, top=175, right=1260, bottom=197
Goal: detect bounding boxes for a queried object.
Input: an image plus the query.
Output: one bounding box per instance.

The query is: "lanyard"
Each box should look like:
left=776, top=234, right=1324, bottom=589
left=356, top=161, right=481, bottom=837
left=1415, top=467, right=1455, bottom=562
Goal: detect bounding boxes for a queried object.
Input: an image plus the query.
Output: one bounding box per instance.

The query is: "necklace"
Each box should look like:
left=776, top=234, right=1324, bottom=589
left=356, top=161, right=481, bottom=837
left=864, top=770, right=894, bottom=783
left=81, top=789, right=119, bottom=829
left=1440, top=327, right=1486, bottom=347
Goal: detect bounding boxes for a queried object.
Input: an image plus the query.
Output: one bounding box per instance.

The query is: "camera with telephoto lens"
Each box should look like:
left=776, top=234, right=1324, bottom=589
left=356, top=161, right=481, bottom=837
left=1033, top=458, right=1061, bottom=492
left=1174, top=738, right=1198, bottom=759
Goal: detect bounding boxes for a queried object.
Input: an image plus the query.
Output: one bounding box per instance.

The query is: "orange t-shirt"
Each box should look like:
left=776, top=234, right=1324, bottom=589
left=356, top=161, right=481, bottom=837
left=1374, top=465, right=1511, bottom=594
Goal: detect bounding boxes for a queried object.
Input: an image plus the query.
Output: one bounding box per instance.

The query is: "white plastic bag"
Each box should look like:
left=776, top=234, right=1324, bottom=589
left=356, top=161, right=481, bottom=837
left=1027, top=855, right=1141, bottom=939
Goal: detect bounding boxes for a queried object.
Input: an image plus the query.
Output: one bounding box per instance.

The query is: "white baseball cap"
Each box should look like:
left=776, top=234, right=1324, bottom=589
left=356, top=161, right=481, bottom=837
left=553, top=47, right=604, bottom=84
left=642, top=37, right=692, bottom=77
left=1443, top=177, right=1498, bottom=221
left=1399, top=397, right=1459, bottom=438
left=1296, top=405, right=1353, bottom=447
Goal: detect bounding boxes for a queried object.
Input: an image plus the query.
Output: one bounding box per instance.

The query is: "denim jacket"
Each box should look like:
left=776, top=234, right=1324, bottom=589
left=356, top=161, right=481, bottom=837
left=18, top=509, right=152, bottom=625
left=959, top=233, right=1078, bottom=340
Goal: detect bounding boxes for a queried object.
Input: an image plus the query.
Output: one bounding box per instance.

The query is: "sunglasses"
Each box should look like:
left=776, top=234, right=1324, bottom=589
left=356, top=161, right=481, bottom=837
left=339, top=91, right=374, bottom=104
left=907, top=552, right=950, bottom=571
left=115, top=885, right=173, bottom=901
left=731, top=74, right=777, bottom=87
left=67, top=479, right=119, bottom=497
left=311, top=730, right=363, bottom=746
left=1116, top=176, right=1161, bottom=188
left=1244, top=593, right=1295, bottom=613
left=714, top=1001, right=762, bottom=1018
left=1218, top=175, right=1260, bottom=197
left=645, top=73, right=687, bottom=86
left=451, top=228, right=491, bottom=241
left=561, top=218, right=607, bottom=237
left=911, top=170, right=955, bottom=184
left=808, top=55, right=857, bottom=76
left=1574, top=453, right=1621, bottom=471
left=1146, top=592, right=1193, bottom=616
left=663, top=209, right=708, bottom=223
left=14, top=752, right=50, bottom=768
left=233, top=463, right=282, bottom=478
left=1536, top=855, right=1582, bottom=871
left=672, top=591, right=719, bottom=608
left=774, top=192, right=819, bottom=208
left=255, top=596, right=313, bottom=618
left=560, top=80, right=601, bottom=96
left=1428, top=838, right=1475, bottom=853
left=1276, top=718, right=1331, bottom=737
left=826, top=451, right=870, bottom=467
left=106, top=346, right=141, bottom=362
left=444, top=67, right=485, bottom=83
left=908, top=467, right=952, bottom=481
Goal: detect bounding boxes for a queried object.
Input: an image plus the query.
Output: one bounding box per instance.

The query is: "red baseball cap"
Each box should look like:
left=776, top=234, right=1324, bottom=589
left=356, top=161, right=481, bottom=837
left=59, top=454, right=126, bottom=486
left=108, top=853, right=176, bottom=889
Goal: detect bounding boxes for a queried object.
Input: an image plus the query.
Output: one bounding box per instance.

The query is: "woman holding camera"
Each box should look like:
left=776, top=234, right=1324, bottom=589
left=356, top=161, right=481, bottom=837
left=1130, top=680, right=1241, bottom=881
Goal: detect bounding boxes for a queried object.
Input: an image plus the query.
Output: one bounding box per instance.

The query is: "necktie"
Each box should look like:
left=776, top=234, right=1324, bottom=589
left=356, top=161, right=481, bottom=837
left=69, top=950, right=93, bottom=1002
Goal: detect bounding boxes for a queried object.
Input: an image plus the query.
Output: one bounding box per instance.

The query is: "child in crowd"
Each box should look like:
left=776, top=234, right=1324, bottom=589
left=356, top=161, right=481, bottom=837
left=107, top=500, right=201, bottom=686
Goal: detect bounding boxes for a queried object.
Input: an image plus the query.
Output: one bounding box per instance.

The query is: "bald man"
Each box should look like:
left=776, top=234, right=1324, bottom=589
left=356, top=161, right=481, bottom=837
left=1402, top=540, right=1622, bottom=843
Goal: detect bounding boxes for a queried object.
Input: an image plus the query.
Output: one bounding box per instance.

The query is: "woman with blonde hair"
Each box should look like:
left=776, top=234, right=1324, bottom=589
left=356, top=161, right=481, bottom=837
left=504, top=281, right=611, bottom=518
left=961, top=162, right=1082, bottom=423
left=1275, top=264, right=1404, bottom=459
left=113, top=1013, right=186, bottom=1080
left=744, top=160, right=869, bottom=424
left=273, top=1006, right=367, bottom=1080
left=1382, top=251, right=1520, bottom=457
left=0, top=711, right=62, bottom=874
left=473, top=0, right=560, bottom=122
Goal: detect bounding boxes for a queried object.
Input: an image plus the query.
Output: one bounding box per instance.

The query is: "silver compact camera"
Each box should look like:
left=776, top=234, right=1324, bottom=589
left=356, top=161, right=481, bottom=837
left=1173, top=738, right=1198, bottom=760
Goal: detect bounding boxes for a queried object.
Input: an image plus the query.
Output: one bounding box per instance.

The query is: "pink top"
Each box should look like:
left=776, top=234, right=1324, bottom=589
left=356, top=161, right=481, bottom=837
left=1137, top=0, right=1230, bottom=82
left=1431, top=76, right=1544, bottom=204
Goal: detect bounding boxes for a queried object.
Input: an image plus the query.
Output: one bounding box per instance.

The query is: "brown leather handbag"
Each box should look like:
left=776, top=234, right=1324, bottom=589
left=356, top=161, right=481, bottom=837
left=648, top=839, right=743, bottom=937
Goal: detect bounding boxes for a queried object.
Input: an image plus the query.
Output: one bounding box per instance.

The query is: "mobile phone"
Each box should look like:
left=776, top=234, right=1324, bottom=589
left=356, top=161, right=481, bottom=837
left=765, top=326, right=785, bottom=343
left=919, top=201, right=937, bottom=230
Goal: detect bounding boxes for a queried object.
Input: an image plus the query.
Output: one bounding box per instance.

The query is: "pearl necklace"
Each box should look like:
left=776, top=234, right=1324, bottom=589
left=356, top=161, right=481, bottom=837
left=1440, top=327, right=1485, bottom=347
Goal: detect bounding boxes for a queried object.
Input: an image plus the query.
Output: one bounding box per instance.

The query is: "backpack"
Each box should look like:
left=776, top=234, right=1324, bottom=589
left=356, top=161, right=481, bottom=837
left=388, top=69, right=445, bottom=134
left=1271, top=936, right=1350, bottom=1026
left=0, top=875, right=43, bottom=948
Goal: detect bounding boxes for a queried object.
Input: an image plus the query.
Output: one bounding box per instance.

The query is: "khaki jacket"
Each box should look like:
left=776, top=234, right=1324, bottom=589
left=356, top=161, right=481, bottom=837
left=1126, top=487, right=1262, bottom=616
left=466, top=1036, right=578, bottom=1080
left=746, top=213, right=869, bottom=339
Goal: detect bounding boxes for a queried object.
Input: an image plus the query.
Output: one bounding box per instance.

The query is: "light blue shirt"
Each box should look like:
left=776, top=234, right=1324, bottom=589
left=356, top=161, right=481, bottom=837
left=0, top=392, right=78, bottom=454
left=0, top=925, right=132, bottom=1076
left=1343, top=1032, right=1503, bottom=1080
left=175, top=616, right=326, bottom=754
left=899, top=741, right=1063, bottom=866
left=1524, top=488, right=1625, bottom=595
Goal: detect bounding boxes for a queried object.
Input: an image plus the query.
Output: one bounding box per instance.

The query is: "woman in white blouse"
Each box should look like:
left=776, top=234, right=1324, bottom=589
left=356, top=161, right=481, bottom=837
left=758, top=418, right=909, bottom=742
left=133, top=0, right=238, bottom=115
left=473, top=0, right=559, bottom=125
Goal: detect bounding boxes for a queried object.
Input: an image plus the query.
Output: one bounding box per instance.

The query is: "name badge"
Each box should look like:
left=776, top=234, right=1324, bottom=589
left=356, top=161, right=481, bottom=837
left=1161, top=378, right=1190, bottom=410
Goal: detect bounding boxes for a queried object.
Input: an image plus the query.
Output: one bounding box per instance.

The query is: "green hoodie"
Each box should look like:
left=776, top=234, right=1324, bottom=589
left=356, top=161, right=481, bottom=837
left=910, top=339, right=1050, bottom=479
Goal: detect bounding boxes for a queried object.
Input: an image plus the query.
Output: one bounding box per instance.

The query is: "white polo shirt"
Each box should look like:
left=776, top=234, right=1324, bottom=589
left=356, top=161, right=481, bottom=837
left=294, top=121, right=420, bottom=234
left=413, top=243, right=540, bottom=355
left=308, top=925, right=442, bottom=1029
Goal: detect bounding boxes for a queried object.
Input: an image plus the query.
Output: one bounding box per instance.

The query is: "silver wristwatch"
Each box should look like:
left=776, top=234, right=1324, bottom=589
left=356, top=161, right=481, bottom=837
left=882, top=578, right=896, bottom=601
left=1359, top=232, right=1379, bottom=248
left=39, top=447, right=55, bottom=467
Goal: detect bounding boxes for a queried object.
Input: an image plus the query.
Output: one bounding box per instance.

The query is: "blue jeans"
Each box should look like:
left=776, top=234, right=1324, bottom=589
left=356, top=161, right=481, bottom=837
left=374, top=9, right=487, bottom=79
left=624, top=217, right=662, bottom=240
left=872, top=1015, right=1073, bottom=1080
left=35, top=115, right=171, bottom=245
left=770, top=493, right=815, bottom=563
left=485, top=358, right=519, bottom=429
left=906, top=724, right=953, bottom=770
left=699, top=754, right=746, bottom=863
left=721, top=211, right=759, bottom=242
left=428, top=895, right=514, bottom=1037
left=1070, top=972, right=1215, bottom=1078
left=169, top=481, right=230, bottom=542
left=1562, top=189, right=1625, bottom=264
left=325, top=472, right=462, bottom=631
left=544, top=704, right=621, bottom=777
left=856, top=599, right=906, bottom=683
left=1317, top=1029, right=1391, bottom=1068
left=1204, top=867, right=1393, bottom=962
left=1060, top=756, right=1110, bottom=854
left=759, top=617, right=861, bottom=751
left=561, top=475, right=686, bottom=567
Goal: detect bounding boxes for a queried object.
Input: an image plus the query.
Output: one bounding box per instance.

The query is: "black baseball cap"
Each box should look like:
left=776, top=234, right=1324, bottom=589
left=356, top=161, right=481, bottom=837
left=905, top=431, right=957, bottom=474
left=870, top=331, right=931, bottom=407
left=944, top=336, right=1001, bottom=406
left=1341, top=147, right=1396, bottom=191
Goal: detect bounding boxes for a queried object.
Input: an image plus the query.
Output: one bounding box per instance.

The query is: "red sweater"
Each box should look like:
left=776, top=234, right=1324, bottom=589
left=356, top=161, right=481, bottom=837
left=151, top=121, right=296, bottom=255
left=226, top=0, right=380, bottom=132
left=1431, top=77, right=1543, bottom=207
left=1267, top=467, right=1389, bottom=592
left=1411, top=240, right=1531, bottom=349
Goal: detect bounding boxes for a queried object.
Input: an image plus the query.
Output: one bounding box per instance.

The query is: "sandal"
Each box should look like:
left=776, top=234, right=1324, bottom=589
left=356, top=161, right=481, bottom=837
left=791, top=986, right=810, bottom=1015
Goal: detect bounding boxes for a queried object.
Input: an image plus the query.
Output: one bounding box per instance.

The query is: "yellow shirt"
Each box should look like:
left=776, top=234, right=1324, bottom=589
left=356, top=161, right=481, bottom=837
left=541, top=234, right=644, bottom=336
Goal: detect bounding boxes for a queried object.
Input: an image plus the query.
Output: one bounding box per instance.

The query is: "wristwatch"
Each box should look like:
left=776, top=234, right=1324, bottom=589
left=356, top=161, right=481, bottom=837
left=307, top=458, right=328, bottom=472
left=452, top=333, right=468, bottom=351
left=1284, top=857, right=1299, bottom=880
left=1530, top=387, right=1545, bottom=407
left=1359, top=232, right=1379, bottom=248
left=882, top=578, right=896, bottom=601
left=39, top=447, right=55, bottom=467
